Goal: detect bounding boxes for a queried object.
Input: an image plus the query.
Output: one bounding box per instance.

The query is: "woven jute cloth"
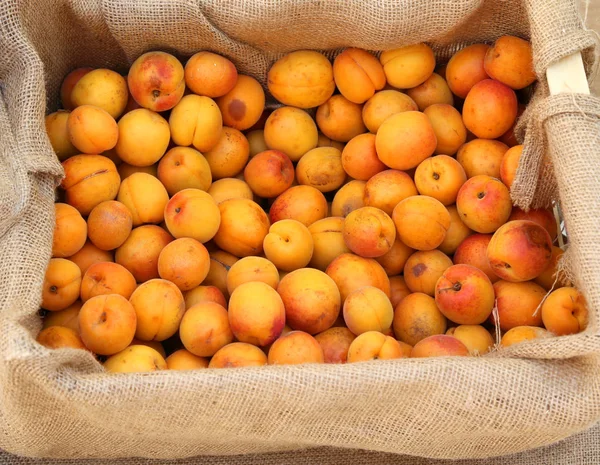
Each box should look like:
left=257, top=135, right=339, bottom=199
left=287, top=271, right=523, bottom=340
left=1, top=421, right=600, bottom=464
left=1, top=0, right=600, bottom=461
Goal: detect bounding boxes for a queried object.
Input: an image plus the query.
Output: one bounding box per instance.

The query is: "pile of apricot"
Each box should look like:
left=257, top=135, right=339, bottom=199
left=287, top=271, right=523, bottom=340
left=39, top=36, right=587, bottom=373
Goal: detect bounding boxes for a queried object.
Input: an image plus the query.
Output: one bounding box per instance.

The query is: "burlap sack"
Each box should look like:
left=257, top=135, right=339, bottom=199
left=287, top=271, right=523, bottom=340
left=2, top=420, right=600, bottom=465
left=1, top=0, right=600, bottom=461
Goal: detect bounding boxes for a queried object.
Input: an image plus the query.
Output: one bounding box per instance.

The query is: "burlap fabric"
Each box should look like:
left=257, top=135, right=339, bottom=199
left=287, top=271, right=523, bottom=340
left=1, top=0, right=600, bottom=461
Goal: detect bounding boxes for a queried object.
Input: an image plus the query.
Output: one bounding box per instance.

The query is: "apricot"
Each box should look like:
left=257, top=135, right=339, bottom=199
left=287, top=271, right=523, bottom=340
left=68, top=241, right=114, bottom=275
left=209, top=342, right=268, bottom=368
left=168, top=94, right=222, bottom=152
left=60, top=67, right=93, bottom=110
left=45, top=111, right=77, bottom=160
left=128, top=51, right=185, bottom=112
left=500, top=326, right=552, bottom=347
left=229, top=281, right=286, bottom=346
left=362, top=90, right=418, bottom=133
left=244, top=150, right=294, bottom=198
left=326, top=253, right=391, bottom=302
left=184, top=285, right=227, bottom=309
left=66, top=105, right=118, bottom=154
left=60, top=155, right=120, bottom=215
left=80, top=262, right=136, bottom=302
left=308, top=217, right=351, bottom=271
left=317, top=133, right=346, bottom=151
left=37, top=325, right=86, bottom=351
left=263, top=106, right=318, bottom=162
left=405, top=73, right=454, bottom=111
left=380, top=43, right=435, bottom=89
left=165, top=349, right=209, bottom=370
left=484, top=36, right=535, bottom=90
left=117, top=162, right=158, bottom=180
left=393, top=292, right=447, bottom=346
left=445, top=44, right=490, bottom=98
left=71, top=68, right=128, bottom=118
left=376, top=111, right=437, bottom=170
left=158, top=238, right=210, bottom=291
left=438, top=205, right=473, bottom=255
left=78, top=294, right=136, bottom=355
left=42, top=301, right=82, bottom=334
left=184, top=51, right=238, bottom=98
left=392, top=195, right=451, bottom=250
left=492, top=280, right=545, bottom=331
left=314, top=327, right=356, bottom=363
left=500, top=144, right=523, bottom=189
left=332, top=48, right=385, bottom=104
left=216, top=75, right=265, bottom=131
left=343, top=286, right=393, bottom=335
left=278, top=268, right=341, bottom=334
left=435, top=264, right=495, bottom=325
left=363, top=170, right=417, bottom=216
left=157, top=148, right=209, bottom=196
left=535, top=246, right=567, bottom=290
left=456, top=139, right=509, bottom=179
left=86, top=201, right=132, bottom=251
left=129, top=278, right=185, bottom=341
left=296, top=147, right=345, bottom=193
left=117, top=173, right=169, bottom=227
left=263, top=220, right=314, bottom=271
left=375, top=238, right=414, bottom=276
left=52, top=203, right=87, bottom=258
left=226, top=256, right=279, bottom=294
left=487, top=220, right=552, bottom=282
left=115, top=109, right=170, bottom=167
left=207, top=177, right=253, bottom=206
left=204, top=250, right=238, bottom=299
left=331, top=180, right=365, bottom=218
left=269, top=185, right=328, bottom=227
left=245, top=130, right=268, bottom=159
left=267, top=50, right=335, bottom=108
left=509, top=207, right=558, bottom=242
left=404, top=250, right=453, bottom=296
left=541, top=287, right=588, bottom=336
left=423, top=104, right=466, bottom=156
left=463, top=79, right=518, bottom=139
left=411, top=334, right=470, bottom=357
left=130, top=338, right=166, bottom=358
left=115, top=225, right=173, bottom=282
left=204, top=126, right=249, bottom=179
left=341, top=133, right=386, bottom=181
left=178, top=302, right=232, bottom=356
left=342, top=207, right=395, bottom=258
left=316, top=95, right=366, bottom=143
left=267, top=331, right=324, bottom=365
left=453, top=233, right=498, bottom=283
left=414, top=155, right=467, bottom=206
left=213, top=198, right=269, bottom=257
left=498, top=103, right=526, bottom=147
left=103, top=345, right=167, bottom=373
left=447, top=325, right=495, bottom=355
left=456, top=175, right=512, bottom=233
left=389, top=276, right=411, bottom=308
left=41, top=258, right=81, bottom=312
left=164, top=188, right=220, bottom=243
left=347, top=331, right=407, bottom=362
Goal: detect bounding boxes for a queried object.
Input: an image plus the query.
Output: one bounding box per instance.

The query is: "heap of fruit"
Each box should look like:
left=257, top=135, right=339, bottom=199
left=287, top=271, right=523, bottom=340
left=39, top=36, right=588, bottom=373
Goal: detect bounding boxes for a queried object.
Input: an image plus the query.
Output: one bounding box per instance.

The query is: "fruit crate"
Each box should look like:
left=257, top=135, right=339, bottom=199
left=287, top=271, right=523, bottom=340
left=1, top=0, right=599, bottom=462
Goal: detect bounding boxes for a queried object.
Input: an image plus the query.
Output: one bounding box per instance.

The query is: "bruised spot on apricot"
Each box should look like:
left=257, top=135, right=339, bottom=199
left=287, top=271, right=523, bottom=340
left=524, top=224, right=552, bottom=253
left=412, top=263, right=427, bottom=277
left=228, top=99, right=247, bottom=121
